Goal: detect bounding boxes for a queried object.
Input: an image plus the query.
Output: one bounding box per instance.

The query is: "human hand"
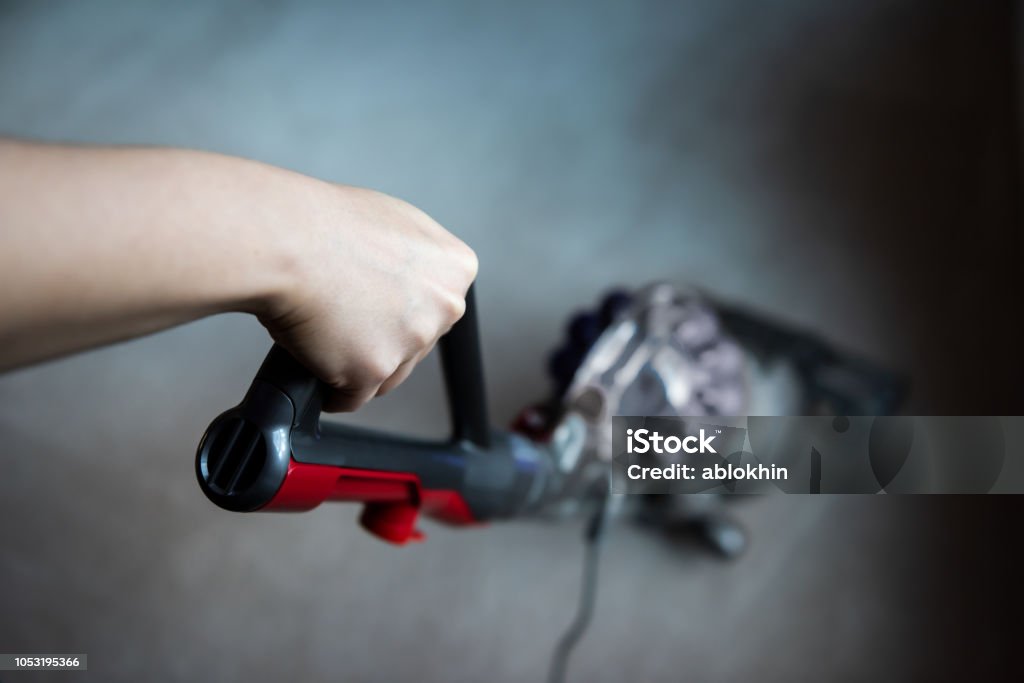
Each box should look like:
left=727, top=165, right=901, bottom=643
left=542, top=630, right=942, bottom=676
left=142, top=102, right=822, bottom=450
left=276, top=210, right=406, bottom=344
left=256, top=184, right=478, bottom=412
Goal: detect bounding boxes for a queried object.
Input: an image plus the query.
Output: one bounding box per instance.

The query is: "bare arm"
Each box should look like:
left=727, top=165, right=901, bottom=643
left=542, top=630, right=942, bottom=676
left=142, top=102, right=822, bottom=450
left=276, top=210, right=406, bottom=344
left=0, top=140, right=477, bottom=411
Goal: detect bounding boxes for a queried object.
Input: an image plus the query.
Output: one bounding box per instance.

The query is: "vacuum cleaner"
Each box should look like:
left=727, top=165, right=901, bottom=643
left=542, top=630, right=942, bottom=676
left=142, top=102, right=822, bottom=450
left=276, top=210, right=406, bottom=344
left=195, top=281, right=905, bottom=682
left=196, top=282, right=905, bottom=550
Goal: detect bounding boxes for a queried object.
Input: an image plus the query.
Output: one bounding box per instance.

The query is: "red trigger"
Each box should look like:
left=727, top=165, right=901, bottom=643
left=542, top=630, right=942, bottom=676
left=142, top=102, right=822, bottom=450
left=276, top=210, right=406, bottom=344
left=360, top=502, right=424, bottom=545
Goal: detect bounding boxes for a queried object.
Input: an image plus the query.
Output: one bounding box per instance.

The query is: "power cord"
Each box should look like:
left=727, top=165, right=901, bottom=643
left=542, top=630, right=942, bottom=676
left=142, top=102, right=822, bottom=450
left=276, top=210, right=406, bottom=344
left=547, top=492, right=611, bottom=683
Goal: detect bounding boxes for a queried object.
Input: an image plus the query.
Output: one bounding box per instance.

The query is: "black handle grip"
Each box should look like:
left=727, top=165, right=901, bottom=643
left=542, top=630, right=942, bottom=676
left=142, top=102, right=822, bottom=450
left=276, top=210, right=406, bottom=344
left=255, top=284, right=490, bottom=446
left=438, top=286, right=490, bottom=448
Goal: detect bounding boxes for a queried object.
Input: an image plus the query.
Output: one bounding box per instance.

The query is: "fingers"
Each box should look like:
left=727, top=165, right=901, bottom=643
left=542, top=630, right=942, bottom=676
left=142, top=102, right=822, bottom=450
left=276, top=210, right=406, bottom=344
left=324, top=340, right=433, bottom=411
left=326, top=332, right=445, bottom=410
left=323, top=357, right=418, bottom=411
left=375, top=357, right=418, bottom=397
left=296, top=289, right=465, bottom=413
left=320, top=354, right=395, bottom=412
left=323, top=383, right=383, bottom=412
left=376, top=322, right=451, bottom=397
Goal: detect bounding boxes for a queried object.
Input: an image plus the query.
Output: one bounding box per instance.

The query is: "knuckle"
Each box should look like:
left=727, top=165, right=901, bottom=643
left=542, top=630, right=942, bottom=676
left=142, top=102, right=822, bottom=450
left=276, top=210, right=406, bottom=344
left=458, top=242, right=479, bottom=279
left=447, top=294, right=466, bottom=322
left=412, top=322, right=434, bottom=348
left=364, top=354, right=400, bottom=384
left=336, top=355, right=392, bottom=389
left=322, top=367, right=351, bottom=391
left=376, top=378, right=399, bottom=397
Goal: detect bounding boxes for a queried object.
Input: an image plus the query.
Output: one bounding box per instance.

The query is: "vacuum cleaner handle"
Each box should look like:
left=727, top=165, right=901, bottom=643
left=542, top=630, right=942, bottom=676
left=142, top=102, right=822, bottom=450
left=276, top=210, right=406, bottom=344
left=437, top=288, right=491, bottom=449
left=196, top=285, right=556, bottom=544
left=243, top=286, right=491, bottom=447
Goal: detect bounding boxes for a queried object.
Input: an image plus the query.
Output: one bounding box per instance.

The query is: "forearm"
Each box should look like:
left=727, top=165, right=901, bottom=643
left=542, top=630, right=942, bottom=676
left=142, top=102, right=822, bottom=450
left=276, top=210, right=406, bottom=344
left=0, top=138, right=476, bottom=410
left=0, top=140, right=304, bottom=370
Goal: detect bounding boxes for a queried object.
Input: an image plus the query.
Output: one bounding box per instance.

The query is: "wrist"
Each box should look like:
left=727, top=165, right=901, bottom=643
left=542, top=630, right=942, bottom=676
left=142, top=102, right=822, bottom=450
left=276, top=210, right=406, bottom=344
left=198, top=153, right=310, bottom=321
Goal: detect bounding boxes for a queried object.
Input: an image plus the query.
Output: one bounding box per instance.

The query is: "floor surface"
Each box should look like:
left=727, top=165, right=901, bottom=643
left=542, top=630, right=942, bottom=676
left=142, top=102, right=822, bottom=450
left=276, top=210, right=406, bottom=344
left=0, top=2, right=1020, bottom=681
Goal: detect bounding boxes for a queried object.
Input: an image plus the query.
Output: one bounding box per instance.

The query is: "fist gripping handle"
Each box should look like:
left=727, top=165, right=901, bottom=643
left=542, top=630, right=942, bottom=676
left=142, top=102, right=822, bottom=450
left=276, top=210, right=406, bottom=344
left=196, top=285, right=556, bottom=544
